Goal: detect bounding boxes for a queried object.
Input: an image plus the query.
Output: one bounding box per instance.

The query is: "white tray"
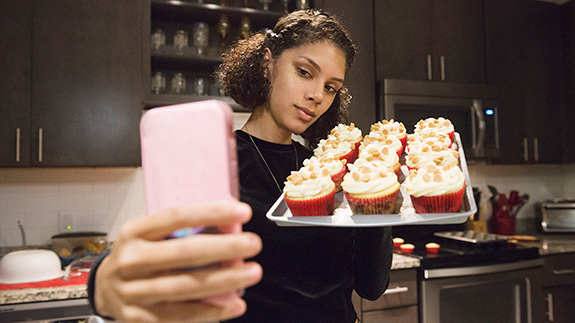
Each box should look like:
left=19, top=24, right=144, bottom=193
left=266, top=132, right=477, bottom=227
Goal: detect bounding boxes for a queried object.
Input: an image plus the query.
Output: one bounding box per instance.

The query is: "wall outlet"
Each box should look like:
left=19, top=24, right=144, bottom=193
left=58, top=210, right=74, bottom=233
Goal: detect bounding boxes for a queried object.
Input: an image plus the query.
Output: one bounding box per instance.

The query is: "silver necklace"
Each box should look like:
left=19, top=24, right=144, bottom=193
left=244, top=125, right=298, bottom=194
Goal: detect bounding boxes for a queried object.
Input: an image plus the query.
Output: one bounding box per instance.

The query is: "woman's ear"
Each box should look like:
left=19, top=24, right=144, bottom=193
left=262, top=48, right=272, bottom=69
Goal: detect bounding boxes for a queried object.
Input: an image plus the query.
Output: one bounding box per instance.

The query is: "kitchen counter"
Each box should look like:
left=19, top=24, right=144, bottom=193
left=0, top=253, right=421, bottom=306
left=517, top=233, right=575, bottom=256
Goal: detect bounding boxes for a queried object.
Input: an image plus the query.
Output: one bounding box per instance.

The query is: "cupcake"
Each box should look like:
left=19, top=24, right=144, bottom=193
left=358, top=141, right=401, bottom=176
left=360, top=133, right=403, bottom=157
left=341, top=159, right=400, bottom=214
left=370, top=119, right=408, bottom=149
left=407, top=128, right=452, bottom=153
left=414, top=117, right=455, bottom=144
left=284, top=166, right=336, bottom=217
left=314, top=135, right=357, bottom=164
left=403, top=164, right=465, bottom=213
left=302, top=155, right=347, bottom=192
left=329, top=123, right=363, bottom=151
left=405, top=144, right=459, bottom=170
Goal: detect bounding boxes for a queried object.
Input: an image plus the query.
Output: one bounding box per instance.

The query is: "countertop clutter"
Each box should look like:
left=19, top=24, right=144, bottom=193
left=1, top=235, right=574, bottom=306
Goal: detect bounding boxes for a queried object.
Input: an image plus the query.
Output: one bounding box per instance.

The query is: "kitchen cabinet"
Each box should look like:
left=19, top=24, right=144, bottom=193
left=315, top=0, right=377, bottom=132
left=0, top=0, right=143, bottom=167
left=541, top=253, right=575, bottom=323
left=486, top=0, right=566, bottom=164
left=0, top=0, right=32, bottom=166
left=564, top=1, right=575, bottom=164
left=374, top=0, right=486, bottom=84
left=353, top=268, right=418, bottom=323
left=144, top=0, right=282, bottom=111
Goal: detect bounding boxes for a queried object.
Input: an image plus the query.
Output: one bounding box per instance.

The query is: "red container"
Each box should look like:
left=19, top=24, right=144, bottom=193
left=490, top=216, right=516, bottom=235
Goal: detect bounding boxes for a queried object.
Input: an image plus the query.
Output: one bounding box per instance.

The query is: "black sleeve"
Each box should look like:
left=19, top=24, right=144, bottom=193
left=87, top=249, right=115, bottom=320
left=352, top=226, right=393, bottom=301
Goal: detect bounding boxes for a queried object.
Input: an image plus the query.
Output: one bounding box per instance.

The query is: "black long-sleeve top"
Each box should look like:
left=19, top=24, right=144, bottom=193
left=226, top=131, right=393, bottom=323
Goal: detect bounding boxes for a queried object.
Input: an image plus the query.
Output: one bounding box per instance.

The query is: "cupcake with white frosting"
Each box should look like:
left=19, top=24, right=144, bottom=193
left=314, top=135, right=357, bottom=164
left=359, top=133, right=403, bottom=157
left=405, top=144, right=459, bottom=170
left=303, top=155, right=347, bottom=192
left=341, top=158, right=400, bottom=214
left=284, top=166, right=336, bottom=216
left=370, top=119, right=408, bottom=149
left=414, top=117, right=455, bottom=144
left=403, top=164, right=465, bottom=213
left=407, top=128, right=452, bottom=153
left=358, top=141, right=401, bottom=175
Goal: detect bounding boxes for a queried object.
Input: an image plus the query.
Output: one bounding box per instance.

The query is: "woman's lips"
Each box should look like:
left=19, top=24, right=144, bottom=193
left=296, top=106, right=315, bottom=122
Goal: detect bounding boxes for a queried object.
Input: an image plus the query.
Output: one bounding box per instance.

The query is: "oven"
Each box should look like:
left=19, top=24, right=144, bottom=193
left=394, top=230, right=544, bottom=323
left=377, top=79, right=499, bottom=160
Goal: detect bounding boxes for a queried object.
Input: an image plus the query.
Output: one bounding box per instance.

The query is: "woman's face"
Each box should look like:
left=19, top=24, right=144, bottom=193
left=265, top=41, right=347, bottom=135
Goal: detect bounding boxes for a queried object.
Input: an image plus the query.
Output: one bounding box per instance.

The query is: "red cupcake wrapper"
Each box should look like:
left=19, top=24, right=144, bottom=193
left=344, top=189, right=399, bottom=215
left=285, top=188, right=336, bottom=216
left=398, top=135, right=407, bottom=149
left=410, top=185, right=465, bottom=213
left=338, top=148, right=357, bottom=164
left=330, top=166, right=347, bottom=192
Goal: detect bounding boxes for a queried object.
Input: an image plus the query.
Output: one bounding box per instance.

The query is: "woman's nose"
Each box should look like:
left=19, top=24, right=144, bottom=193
left=306, top=83, right=324, bottom=103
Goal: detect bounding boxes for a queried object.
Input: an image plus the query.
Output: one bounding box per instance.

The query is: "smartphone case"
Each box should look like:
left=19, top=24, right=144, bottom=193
left=140, top=100, right=239, bottom=236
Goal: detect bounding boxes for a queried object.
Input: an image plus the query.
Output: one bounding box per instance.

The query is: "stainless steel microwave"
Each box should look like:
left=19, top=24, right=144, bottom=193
left=539, top=199, right=575, bottom=233
left=377, top=79, right=499, bottom=159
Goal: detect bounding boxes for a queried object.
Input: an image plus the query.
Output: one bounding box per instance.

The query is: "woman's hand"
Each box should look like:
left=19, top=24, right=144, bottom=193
left=94, top=201, right=263, bottom=323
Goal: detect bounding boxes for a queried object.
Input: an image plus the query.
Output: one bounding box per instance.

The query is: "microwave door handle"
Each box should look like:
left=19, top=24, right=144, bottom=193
left=471, top=100, right=485, bottom=156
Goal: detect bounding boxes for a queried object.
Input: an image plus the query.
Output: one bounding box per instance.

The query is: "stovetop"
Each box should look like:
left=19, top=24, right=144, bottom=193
left=395, top=230, right=541, bottom=270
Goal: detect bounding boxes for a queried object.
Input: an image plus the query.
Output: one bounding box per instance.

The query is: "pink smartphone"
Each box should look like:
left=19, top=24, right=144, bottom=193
left=140, top=100, right=240, bottom=238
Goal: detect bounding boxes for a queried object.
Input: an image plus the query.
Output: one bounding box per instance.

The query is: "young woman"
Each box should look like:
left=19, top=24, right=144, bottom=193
left=217, top=9, right=392, bottom=323
left=88, top=9, right=392, bottom=323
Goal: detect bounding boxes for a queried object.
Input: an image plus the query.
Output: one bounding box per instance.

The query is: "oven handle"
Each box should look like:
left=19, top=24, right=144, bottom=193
left=424, top=258, right=544, bottom=279
left=471, top=99, right=485, bottom=157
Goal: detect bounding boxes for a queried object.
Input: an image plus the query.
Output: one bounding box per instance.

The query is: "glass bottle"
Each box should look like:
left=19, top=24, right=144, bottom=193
left=174, top=30, right=189, bottom=54
left=151, top=29, right=166, bottom=51
left=151, top=72, right=166, bottom=94
left=171, top=73, right=186, bottom=94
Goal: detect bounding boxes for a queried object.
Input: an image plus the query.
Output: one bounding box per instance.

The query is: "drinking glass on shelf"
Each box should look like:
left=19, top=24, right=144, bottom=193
left=151, top=29, right=166, bottom=51
left=259, top=0, right=273, bottom=10
left=217, top=14, right=230, bottom=52
left=151, top=72, right=166, bottom=94
left=296, top=0, right=309, bottom=9
left=171, top=73, right=186, bottom=94
left=193, top=77, right=207, bottom=96
left=192, top=22, right=209, bottom=56
left=240, top=16, right=251, bottom=39
left=174, top=30, right=189, bottom=54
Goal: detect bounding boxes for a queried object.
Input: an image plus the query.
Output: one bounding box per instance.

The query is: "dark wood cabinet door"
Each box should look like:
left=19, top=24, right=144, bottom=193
left=31, top=0, right=142, bottom=166
left=543, top=286, right=575, bottom=323
left=0, top=0, right=32, bottom=166
left=374, top=0, right=433, bottom=82
left=432, top=0, right=486, bottom=84
left=318, top=0, right=377, bottom=132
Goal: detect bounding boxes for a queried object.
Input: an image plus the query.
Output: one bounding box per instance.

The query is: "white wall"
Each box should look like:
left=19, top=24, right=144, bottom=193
left=1, top=163, right=573, bottom=247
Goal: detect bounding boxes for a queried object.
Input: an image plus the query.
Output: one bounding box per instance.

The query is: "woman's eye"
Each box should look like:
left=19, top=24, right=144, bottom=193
left=297, top=68, right=310, bottom=77
left=325, top=85, right=338, bottom=94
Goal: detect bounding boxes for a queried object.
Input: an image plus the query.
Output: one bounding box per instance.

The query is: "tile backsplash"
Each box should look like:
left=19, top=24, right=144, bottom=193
left=1, top=163, right=574, bottom=246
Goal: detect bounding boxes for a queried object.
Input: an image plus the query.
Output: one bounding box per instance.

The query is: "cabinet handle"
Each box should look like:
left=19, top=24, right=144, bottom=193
left=546, top=293, right=554, bottom=322
left=16, top=128, right=21, bottom=163
left=523, top=137, right=529, bottom=162
left=552, top=269, right=575, bottom=275
left=382, top=286, right=409, bottom=295
left=427, top=55, right=432, bottom=80
left=440, top=55, right=445, bottom=81
left=38, top=128, right=43, bottom=163
left=533, top=137, right=539, bottom=162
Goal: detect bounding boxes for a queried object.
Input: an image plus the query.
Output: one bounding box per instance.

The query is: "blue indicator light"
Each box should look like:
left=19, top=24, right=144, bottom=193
left=485, top=109, right=494, bottom=116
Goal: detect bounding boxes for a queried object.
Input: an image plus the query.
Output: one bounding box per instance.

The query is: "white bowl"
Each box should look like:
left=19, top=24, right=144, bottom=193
left=0, top=249, right=64, bottom=284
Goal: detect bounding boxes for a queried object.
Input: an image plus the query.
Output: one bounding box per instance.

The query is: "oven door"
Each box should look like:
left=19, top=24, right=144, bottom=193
left=420, top=259, right=545, bottom=323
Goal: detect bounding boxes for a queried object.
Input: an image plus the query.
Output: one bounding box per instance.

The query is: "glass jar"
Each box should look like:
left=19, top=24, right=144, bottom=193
left=171, top=73, right=187, bottom=94
left=192, top=23, right=209, bottom=56
left=174, top=30, right=189, bottom=54
left=151, top=29, right=166, bottom=50
left=193, top=77, right=207, bottom=96
left=151, top=72, right=166, bottom=94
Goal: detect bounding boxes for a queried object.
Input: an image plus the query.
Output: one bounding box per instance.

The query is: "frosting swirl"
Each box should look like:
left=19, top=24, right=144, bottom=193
left=314, top=135, right=355, bottom=158
left=406, top=145, right=459, bottom=169
left=407, top=128, right=452, bottom=152
left=302, top=155, right=346, bottom=176
left=404, top=164, right=465, bottom=197
left=329, top=123, right=363, bottom=144
left=414, top=117, right=454, bottom=136
left=284, top=166, right=335, bottom=199
left=370, top=119, right=407, bottom=140
left=359, top=133, right=402, bottom=155
left=341, top=159, right=399, bottom=198
left=358, top=141, right=400, bottom=171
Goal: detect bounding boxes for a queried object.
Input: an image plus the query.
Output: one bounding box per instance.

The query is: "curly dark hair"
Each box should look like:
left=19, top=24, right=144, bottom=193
left=216, top=9, right=357, bottom=147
